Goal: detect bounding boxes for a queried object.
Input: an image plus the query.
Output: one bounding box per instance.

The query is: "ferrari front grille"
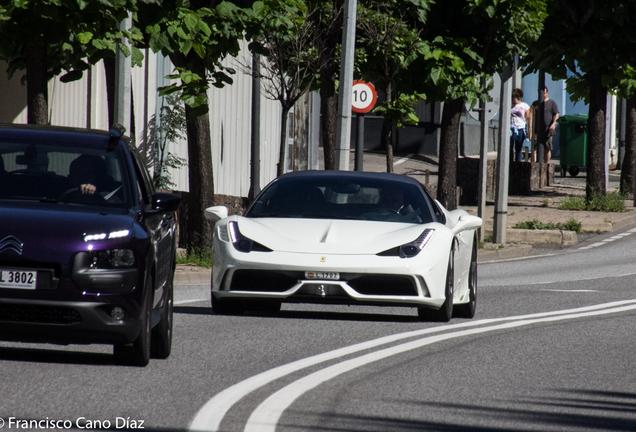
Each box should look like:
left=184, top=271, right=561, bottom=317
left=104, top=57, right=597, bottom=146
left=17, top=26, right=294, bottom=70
left=347, top=275, right=418, bottom=296
left=0, top=304, right=82, bottom=324
left=230, top=270, right=298, bottom=292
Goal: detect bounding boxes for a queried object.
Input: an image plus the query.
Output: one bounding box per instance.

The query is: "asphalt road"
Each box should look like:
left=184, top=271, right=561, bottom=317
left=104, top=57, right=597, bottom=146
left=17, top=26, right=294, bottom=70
left=1, top=226, right=635, bottom=432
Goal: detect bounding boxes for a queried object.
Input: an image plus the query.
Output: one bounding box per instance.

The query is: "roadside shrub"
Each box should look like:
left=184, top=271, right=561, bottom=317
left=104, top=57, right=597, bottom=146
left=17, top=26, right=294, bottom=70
left=176, top=246, right=213, bottom=268
left=512, top=218, right=582, bottom=234
left=559, top=191, right=625, bottom=212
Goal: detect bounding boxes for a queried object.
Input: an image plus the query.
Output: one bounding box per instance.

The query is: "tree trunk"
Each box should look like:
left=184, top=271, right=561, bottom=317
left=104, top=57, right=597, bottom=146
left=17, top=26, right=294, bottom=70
left=620, top=93, right=636, bottom=197
left=169, top=52, right=215, bottom=249
left=437, top=98, right=464, bottom=210
left=320, top=65, right=338, bottom=170
left=381, top=119, right=393, bottom=173
left=184, top=102, right=215, bottom=249
left=586, top=72, right=607, bottom=201
left=278, top=105, right=292, bottom=176
left=23, top=42, right=48, bottom=125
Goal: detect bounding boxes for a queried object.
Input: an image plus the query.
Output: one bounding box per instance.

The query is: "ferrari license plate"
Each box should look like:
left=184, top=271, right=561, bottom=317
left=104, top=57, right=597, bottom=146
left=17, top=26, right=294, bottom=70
left=0, top=269, right=37, bottom=290
left=305, top=271, right=339, bottom=280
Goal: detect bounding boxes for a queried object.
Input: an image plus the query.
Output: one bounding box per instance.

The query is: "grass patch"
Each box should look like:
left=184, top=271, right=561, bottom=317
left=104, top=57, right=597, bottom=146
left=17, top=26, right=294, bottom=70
left=512, top=218, right=582, bottom=233
left=176, top=246, right=213, bottom=268
left=559, top=191, right=626, bottom=212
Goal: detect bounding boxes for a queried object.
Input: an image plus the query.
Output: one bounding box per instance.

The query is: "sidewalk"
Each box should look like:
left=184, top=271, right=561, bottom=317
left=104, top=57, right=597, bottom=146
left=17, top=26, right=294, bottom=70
left=175, top=263, right=211, bottom=285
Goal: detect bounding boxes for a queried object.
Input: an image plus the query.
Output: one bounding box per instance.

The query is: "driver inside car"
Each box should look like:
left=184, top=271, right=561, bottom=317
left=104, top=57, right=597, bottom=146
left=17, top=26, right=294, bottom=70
left=378, top=186, right=405, bottom=213
left=68, top=155, right=105, bottom=195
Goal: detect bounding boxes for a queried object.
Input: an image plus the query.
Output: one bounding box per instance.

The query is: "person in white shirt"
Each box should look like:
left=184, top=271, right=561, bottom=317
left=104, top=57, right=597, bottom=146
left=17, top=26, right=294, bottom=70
left=510, top=88, right=531, bottom=163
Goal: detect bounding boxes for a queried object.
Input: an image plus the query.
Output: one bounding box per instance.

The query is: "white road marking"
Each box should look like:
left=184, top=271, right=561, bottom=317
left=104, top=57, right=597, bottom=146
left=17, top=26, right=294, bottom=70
left=481, top=271, right=636, bottom=287
left=244, top=302, right=636, bottom=432
left=579, top=232, right=632, bottom=249
left=541, top=289, right=600, bottom=293
left=175, top=298, right=208, bottom=305
left=393, top=154, right=414, bottom=166
left=480, top=253, right=557, bottom=264
left=188, top=300, right=636, bottom=432
left=629, top=227, right=636, bottom=233
left=579, top=242, right=606, bottom=250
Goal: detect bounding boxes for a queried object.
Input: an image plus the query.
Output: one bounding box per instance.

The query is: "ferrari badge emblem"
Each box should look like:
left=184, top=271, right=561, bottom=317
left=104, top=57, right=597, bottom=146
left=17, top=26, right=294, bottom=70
left=320, top=257, right=326, bottom=262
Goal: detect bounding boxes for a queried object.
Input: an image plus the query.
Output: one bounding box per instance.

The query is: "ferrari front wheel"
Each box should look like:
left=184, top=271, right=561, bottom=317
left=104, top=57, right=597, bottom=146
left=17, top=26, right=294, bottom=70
left=418, top=249, right=454, bottom=322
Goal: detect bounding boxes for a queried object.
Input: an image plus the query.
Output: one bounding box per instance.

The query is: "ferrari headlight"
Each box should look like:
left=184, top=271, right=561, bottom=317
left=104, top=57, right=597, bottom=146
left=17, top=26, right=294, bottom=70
left=228, top=221, right=254, bottom=253
left=89, top=249, right=136, bottom=269
left=399, top=229, right=434, bottom=258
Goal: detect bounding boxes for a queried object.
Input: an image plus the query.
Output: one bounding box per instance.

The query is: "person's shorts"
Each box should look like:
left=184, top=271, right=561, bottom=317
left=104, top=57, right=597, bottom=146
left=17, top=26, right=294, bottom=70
left=541, top=130, right=554, bottom=151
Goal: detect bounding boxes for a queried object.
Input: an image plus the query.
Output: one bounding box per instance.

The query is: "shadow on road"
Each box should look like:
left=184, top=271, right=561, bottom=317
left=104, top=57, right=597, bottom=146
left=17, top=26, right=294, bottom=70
left=0, top=346, right=113, bottom=366
left=283, top=388, right=636, bottom=431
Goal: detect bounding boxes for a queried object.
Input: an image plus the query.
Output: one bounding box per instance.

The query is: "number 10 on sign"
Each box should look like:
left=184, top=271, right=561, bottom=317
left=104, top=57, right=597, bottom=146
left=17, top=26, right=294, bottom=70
left=351, top=80, right=377, bottom=114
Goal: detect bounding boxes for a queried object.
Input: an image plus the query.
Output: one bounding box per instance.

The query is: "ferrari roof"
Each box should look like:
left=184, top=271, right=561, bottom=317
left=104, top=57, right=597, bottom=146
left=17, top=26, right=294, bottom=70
left=275, top=170, right=422, bottom=186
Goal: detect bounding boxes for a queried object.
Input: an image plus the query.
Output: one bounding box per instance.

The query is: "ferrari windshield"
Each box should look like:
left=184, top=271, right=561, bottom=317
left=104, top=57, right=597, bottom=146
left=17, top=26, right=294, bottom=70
left=246, top=175, right=434, bottom=224
left=0, top=140, right=131, bottom=208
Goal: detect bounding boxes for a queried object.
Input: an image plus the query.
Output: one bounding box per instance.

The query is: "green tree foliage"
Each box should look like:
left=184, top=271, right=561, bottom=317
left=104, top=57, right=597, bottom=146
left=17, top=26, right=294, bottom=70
left=137, top=0, right=249, bottom=249
left=356, top=0, right=429, bottom=173
left=526, top=0, right=636, bottom=201
left=421, top=0, right=546, bottom=209
left=247, top=0, right=322, bottom=176
left=141, top=1, right=247, bottom=117
left=0, top=0, right=141, bottom=124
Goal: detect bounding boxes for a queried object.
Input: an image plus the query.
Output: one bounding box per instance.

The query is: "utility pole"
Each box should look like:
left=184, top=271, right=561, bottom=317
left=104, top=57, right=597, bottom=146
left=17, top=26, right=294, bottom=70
left=113, top=13, right=132, bottom=132
left=493, top=65, right=513, bottom=244
left=477, top=76, right=489, bottom=240
left=335, top=0, right=357, bottom=171
left=249, top=53, right=261, bottom=200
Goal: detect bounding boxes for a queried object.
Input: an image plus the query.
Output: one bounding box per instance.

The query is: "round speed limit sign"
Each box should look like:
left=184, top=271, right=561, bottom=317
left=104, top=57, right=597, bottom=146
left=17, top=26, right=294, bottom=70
left=351, top=80, right=377, bottom=114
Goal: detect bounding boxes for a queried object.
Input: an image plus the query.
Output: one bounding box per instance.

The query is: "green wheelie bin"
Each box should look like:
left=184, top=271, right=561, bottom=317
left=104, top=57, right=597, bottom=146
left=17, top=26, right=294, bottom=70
left=558, top=114, right=588, bottom=177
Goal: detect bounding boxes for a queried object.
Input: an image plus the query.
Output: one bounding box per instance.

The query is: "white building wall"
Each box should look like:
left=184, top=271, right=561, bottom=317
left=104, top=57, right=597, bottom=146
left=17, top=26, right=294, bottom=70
left=0, top=44, right=281, bottom=198
left=207, top=42, right=280, bottom=197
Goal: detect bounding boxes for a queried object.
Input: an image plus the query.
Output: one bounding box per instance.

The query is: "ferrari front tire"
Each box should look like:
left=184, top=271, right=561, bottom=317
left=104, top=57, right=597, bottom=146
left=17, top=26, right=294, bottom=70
left=418, top=249, right=454, bottom=322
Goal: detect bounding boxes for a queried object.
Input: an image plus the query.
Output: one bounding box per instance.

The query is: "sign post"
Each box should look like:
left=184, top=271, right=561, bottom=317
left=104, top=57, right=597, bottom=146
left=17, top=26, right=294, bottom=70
left=351, top=81, right=377, bottom=171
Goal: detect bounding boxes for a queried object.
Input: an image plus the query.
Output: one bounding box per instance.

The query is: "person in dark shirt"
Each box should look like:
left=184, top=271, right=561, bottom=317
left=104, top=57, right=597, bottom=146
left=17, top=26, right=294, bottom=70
left=532, top=86, right=559, bottom=163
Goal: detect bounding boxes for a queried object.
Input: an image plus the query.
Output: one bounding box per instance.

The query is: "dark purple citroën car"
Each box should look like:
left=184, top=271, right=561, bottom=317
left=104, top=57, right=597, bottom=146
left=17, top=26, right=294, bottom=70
left=0, top=124, right=181, bottom=366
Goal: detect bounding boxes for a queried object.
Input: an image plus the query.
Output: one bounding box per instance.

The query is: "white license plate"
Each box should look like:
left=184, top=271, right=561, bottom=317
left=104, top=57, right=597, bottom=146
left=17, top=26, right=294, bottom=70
left=0, top=269, right=37, bottom=290
left=305, top=271, right=340, bottom=280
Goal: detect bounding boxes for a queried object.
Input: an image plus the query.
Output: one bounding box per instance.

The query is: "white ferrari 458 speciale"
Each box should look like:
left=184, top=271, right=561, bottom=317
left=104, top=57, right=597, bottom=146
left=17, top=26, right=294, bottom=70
left=204, top=171, right=482, bottom=321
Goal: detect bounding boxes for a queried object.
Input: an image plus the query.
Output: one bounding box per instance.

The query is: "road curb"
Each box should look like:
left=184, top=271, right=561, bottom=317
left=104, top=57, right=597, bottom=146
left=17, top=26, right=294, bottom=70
left=483, top=228, right=577, bottom=245
left=478, top=244, right=533, bottom=262
left=174, top=266, right=211, bottom=285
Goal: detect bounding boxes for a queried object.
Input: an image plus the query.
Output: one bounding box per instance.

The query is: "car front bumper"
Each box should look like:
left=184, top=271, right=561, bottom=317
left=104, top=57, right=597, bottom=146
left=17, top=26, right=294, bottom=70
left=213, top=247, right=450, bottom=309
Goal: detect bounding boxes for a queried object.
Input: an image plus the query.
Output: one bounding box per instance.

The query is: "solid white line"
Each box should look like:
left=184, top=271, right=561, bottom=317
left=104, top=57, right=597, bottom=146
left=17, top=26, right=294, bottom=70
left=188, top=300, right=636, bottom=432
left=244, top=303, right=636, bottom=432
left=175, top=298, right=208, bottom=306
left=393, top=154, right=414, bottom=166
left=541, top=289, right=600, bottom=293
left=480, top=253, right=557, bottom=264
left=629, top=227, right=636, bottom=233
left=483, top=271, right=636, bottom=287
